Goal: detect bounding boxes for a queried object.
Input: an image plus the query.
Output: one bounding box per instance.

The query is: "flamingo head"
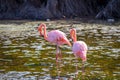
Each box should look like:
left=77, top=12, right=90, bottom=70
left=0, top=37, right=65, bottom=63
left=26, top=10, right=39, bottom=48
left=80, top=51, right=87, bottom=62
left=70, top=28, right=77, bottom=42
left=75, top=51, right=87, bottom=62
left=82, top=55, right=87, bottom=62
left=38, top=23, right=46, bottom=37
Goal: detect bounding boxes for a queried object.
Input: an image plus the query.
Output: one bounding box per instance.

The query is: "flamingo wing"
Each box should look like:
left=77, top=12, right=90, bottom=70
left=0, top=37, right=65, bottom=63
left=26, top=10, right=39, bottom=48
left=47, top=30, right=71, bottom=46
left=72, top=41, right=87, bottom=57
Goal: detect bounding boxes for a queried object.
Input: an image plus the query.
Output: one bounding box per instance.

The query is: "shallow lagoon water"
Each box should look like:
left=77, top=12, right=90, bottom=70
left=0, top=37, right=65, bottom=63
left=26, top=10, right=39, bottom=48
left=0, top=20, right=120, bottom=80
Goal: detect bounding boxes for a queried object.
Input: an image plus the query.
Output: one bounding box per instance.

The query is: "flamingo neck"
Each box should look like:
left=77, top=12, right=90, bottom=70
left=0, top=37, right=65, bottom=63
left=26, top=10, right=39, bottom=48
left=43, top=25, right=47, bottom=40
left=73, top=29, right=77, bottom=42
left=73, top=34, right=77, bottom=42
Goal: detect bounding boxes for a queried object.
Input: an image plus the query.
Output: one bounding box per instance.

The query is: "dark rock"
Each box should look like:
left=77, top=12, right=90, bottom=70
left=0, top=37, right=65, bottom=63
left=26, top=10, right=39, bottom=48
left=0, top=0, right=120, bottom=20
left=96, top=0, right=120, bottom=19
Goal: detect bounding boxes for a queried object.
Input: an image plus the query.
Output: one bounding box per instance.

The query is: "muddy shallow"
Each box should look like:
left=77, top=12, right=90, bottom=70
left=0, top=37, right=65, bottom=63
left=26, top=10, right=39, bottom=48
left=0, top=19, right=120, bottom=80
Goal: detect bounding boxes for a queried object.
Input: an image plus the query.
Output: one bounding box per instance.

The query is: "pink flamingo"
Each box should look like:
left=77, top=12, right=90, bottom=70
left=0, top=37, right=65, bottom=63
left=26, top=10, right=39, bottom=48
left=70, top=28, right=88, bottom=76
left=70, top=28, right=87, bottom=62
left=38, top=23, right=71, bottom=61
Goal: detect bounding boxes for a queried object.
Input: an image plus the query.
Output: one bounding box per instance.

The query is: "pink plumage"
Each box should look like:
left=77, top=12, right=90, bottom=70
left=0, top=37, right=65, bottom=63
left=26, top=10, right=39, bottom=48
left=70, top=28, right=88, bottom=62
left=38, top=23, right=71, bottom=46
left=47, top=30, right=71, bottom=46
left=38, top=23, right=71, bottom=61
left=72, top=41, right=87, bottom=61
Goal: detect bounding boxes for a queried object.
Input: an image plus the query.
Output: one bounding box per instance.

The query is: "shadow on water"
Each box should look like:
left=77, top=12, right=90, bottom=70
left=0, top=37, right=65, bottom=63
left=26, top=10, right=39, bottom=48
left=0, top=19, right=120, bottom=79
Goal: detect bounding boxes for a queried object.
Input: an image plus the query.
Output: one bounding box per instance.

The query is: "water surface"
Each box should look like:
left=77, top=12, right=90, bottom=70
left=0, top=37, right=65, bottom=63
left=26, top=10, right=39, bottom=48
left=0, top=20, right=120, bottom=80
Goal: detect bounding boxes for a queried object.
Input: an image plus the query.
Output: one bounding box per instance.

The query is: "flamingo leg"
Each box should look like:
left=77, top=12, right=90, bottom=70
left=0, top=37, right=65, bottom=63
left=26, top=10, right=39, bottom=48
left=81, top=61, right=86, bottom=80
left=82, top=61, right=85, bottom=75
left=56, top=46, right=62, bottom=79
left=56, top=59, right=60, bottom=79
left=56, top=45, right=59, bottom=62
left=75, top=58, right=78, bottom=78
left=56, top=44, right=62, bottom=62
left=58, top=47, right=62, bottom=61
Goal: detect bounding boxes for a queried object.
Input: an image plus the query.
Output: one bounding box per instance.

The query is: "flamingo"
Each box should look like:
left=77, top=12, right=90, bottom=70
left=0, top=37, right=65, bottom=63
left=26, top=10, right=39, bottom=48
left=70, top=28, right=88, bottom=76
left=38, top=23, right=71, bottom=61
left=70, top=28, right=87, bottom=62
